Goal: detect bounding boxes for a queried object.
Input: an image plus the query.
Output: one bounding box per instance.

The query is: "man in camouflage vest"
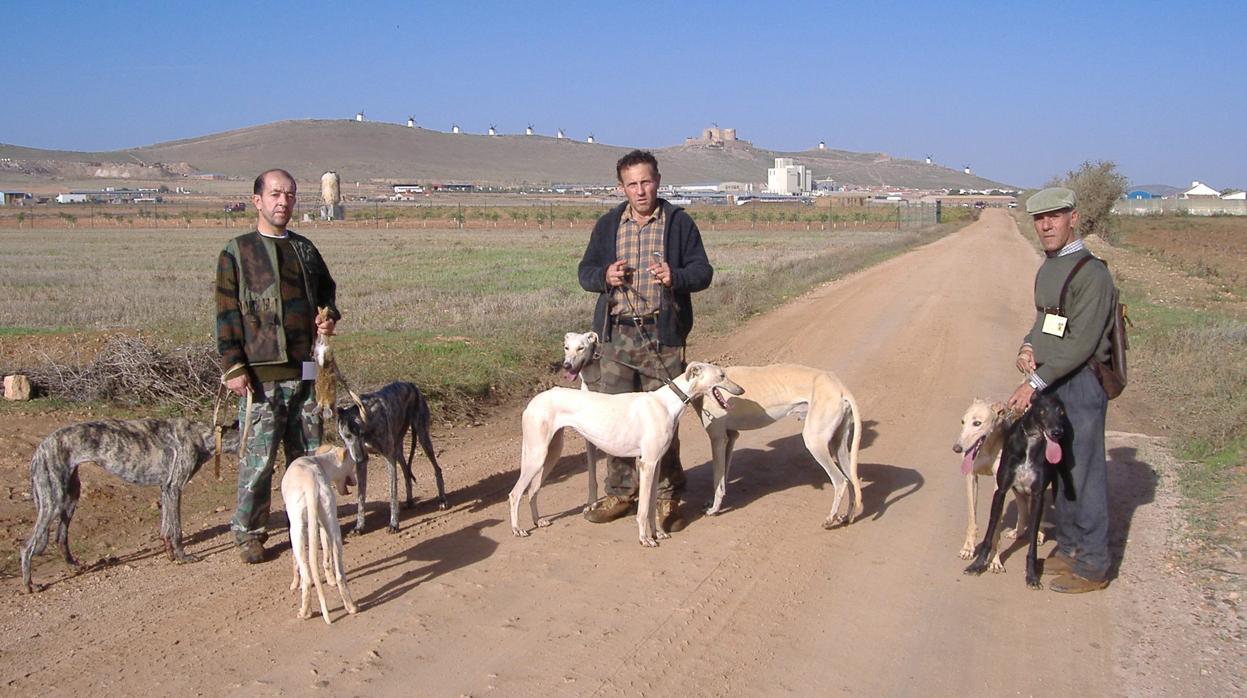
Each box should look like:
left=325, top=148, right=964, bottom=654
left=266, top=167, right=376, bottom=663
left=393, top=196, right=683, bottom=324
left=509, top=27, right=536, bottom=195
left=215, top=168, right=340, bottom=563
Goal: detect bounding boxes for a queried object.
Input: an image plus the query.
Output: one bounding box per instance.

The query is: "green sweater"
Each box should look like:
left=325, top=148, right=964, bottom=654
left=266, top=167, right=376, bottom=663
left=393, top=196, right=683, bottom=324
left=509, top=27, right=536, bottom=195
left=1025, top=249, right=1115, bottom=386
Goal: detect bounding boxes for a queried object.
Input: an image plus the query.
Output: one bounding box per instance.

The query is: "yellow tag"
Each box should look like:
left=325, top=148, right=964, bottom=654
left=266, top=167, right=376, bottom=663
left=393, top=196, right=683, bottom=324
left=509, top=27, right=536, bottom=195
left=1042, top=313, right=1068, bottom=337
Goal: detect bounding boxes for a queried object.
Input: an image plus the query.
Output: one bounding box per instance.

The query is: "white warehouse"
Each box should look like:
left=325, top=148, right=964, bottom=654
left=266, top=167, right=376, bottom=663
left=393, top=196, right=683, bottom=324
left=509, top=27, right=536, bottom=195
left=767, top=158, right=812, bottom=195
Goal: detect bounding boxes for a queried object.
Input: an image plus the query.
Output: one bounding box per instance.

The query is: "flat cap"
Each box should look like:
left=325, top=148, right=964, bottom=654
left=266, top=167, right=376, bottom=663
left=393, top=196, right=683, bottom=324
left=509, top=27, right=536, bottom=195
left=1026, top=187, right=1077, bottom=215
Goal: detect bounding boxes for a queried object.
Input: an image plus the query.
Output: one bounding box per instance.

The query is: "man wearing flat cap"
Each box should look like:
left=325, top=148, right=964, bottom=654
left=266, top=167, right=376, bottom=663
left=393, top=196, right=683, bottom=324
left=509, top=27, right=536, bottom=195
left=1008, top=186, right=1116, bottom=593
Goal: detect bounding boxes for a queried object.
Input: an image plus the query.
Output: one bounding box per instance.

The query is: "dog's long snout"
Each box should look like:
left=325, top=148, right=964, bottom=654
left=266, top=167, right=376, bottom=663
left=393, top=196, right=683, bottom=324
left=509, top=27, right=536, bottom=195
left=720, top=378, right=744, bottom=396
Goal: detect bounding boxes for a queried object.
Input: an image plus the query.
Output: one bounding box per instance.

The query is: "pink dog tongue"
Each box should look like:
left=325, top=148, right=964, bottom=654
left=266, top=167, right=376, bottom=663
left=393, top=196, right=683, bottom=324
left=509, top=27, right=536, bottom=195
left=961, top=452, right=975, bottom=475
left=564, top=370, right=577, bottom=382
left=1045, top=437, right=1062, bottom=464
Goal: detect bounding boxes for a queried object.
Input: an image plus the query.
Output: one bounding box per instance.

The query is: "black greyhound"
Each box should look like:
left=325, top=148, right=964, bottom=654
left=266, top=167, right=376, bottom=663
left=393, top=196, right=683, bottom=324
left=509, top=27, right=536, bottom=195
left=963, top=393, right=1074, bottom=589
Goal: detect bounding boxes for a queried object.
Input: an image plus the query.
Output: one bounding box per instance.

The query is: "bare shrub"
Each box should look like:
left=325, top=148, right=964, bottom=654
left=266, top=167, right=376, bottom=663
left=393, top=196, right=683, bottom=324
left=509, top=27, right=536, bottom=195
left=23, top=334, right=219, bottom=409
left=1046, top=161, right=1128, bottom=244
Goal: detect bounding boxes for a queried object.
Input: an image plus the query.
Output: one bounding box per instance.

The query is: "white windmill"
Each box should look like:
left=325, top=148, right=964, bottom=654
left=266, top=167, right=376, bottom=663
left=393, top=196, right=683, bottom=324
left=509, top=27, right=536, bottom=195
left=407, top=116, right=415, bottom=128
left=556, top=128, right=565, bottom=139
left=355, top=111, right=365, bottom=122
left=963, top=165, right=972, bottom=175
left=818, top=140, right=826, bottom=150
left=525, top=124, right=534, bottom=136
left=452, top=123, right=460, bottom=134
left=587, top=134, right=595, bottom=144
left=488, top=125, right=497, bottom=136
left=925, top=154, right=933, bottom=165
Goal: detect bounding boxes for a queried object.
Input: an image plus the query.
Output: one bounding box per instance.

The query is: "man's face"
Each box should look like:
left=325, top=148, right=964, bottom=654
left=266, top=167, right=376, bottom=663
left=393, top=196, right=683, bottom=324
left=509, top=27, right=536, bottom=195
left=1031, top=208, right=1079, bottom=253
left=619, top=163, right=660, bottom=217
left=253, top=173, right=297, bottom=233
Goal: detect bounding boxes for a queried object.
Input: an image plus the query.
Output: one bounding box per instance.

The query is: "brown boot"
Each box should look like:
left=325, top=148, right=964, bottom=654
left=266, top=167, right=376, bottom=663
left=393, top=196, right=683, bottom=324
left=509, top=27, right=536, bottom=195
left=658, top=499, right=687, bottom=533
left=1050, top=571, right=1109, bottom=594
left=1043, top=550, right=1075, bottom=576
left=238, top=539, right=265, bottom=564
left=584, top=495, right=635, bottom=523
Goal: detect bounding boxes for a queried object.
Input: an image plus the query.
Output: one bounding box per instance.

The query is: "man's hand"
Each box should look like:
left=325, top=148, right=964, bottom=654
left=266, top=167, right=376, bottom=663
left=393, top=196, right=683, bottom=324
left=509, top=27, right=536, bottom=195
left=1016, top=346, right=1036, bottom=374
left=316, top=315, right=336, bottom=336
left=1008, top=381, right=1036, bottom=414
left=226, top=373, right=252, bottom=397
left=646, top=260, right=672, bottom=287
left=605, top=259, right=630, bottom=288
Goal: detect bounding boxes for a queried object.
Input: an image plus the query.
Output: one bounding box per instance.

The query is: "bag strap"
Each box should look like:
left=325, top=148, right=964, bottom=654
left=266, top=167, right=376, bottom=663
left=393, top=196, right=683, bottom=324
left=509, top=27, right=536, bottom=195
left=1035, top=252, right=1104, bottom=314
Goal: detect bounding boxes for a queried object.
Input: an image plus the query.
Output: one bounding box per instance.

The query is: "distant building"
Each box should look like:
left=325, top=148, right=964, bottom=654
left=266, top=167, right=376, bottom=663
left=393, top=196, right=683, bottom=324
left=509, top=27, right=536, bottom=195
left=766, top=158, right=812, bottom=196
left=685, top=125, right=747, bottom=147
left=1126, top=190, right=1154, bottom=200
left=1221, top=190, right=1246, bottom=200
left=393, top=184, right=425, bottom=194
left=56, top=193, right=89, bottom=204
left=1182, top=181, right=1220, bottom=198
left=1, top=191, right=31, bottom=206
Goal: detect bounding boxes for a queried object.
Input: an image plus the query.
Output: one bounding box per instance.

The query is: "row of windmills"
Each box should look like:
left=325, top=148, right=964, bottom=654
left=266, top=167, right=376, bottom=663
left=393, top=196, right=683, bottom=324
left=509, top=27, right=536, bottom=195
left=352, top=111, right=595, bottom=143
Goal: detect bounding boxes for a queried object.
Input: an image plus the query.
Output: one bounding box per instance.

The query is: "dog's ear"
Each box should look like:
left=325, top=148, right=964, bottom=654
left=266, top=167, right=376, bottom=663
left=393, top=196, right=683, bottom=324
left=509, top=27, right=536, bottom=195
left=687, top=363, right=703, bottom=378
left=587, top=331, right=598, bottom=343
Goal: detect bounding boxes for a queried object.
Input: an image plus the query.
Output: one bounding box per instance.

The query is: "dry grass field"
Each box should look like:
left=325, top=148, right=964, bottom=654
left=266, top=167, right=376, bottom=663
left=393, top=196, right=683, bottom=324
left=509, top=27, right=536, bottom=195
left=1115, top=214, right=1247, bottom=295
left=0, top=218, right=958, bottom=416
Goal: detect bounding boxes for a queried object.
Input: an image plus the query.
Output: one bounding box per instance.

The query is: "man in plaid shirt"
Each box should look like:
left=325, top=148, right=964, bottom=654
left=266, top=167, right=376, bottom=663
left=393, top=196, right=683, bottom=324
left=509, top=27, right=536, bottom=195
left=577, top=150, right=714, bottom=532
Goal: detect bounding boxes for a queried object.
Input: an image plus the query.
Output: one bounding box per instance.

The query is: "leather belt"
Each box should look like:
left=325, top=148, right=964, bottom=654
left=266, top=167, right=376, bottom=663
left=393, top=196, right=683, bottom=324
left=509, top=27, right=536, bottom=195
left=612, top=314, right=657, bottom=326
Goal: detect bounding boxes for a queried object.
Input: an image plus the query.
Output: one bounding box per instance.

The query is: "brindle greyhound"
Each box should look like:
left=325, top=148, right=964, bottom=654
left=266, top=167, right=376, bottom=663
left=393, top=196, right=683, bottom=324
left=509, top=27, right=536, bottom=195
left=20, top=418, right=239, bottom=593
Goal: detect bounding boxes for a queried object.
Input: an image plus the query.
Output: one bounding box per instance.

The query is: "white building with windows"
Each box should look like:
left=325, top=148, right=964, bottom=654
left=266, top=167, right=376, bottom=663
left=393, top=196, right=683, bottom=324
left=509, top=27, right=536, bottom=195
left=766, top=158, right=812, bottom=195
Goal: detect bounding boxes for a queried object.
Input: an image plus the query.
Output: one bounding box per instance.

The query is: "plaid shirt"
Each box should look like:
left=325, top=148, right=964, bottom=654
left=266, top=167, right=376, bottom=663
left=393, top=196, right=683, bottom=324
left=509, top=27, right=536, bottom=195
left=611, top=205, right=665, bottom=316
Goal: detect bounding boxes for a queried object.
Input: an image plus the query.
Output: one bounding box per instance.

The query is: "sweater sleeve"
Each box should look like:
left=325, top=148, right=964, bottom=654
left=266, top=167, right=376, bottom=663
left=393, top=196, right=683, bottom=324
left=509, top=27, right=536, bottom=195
left=578, top=215, right=613, bottom=293
left=670, top=212, right=713, bottom=293
left=1034, top=265, right=1115, bottom=385
left=214, top=248, right=248, bottom=378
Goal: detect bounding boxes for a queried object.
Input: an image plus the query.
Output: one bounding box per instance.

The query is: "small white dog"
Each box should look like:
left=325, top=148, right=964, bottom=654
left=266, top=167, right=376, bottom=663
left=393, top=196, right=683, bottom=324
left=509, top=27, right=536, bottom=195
left=953, top=399, right=1042, bottom=571
left=511, top=361, right=743, bottom=546
left=281, top=445, right=360, bottom=624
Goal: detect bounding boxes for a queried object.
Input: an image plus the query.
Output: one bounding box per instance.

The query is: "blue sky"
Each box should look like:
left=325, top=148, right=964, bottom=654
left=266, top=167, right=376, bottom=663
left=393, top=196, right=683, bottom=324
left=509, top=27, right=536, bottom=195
left=3, top=0, right=1242, bottom=188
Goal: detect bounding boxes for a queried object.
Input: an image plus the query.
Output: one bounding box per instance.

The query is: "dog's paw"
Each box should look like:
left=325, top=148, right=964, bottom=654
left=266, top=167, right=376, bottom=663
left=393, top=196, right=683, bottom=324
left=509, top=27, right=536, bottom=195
left=386, top=525, right=400, bottom=534
left=822, top=515, right=848, bottom=530
left=959, top=542, right=975, bottom=559
left=345, top=601, right=359, bottom=615
left=536, top=517, right=552, bottom=528
left=703, top=502, right=721, bottom=516
left=1002, top=527, right=1019, bottom=540
left=1027, top=576, right=1043, bottom=590
left=656, top=530, right=671, bottom=540
left=512, top=527, right=529, bottom=538
left=1036, top=530, right=1047, bottom=544
left=174, top=552, right=201, bottom=565
left=639, top=537, right=659, bottom=547
left=989, top=558, right=1006, bottom=574
left=437, top=499, right=449, bottom=511
left=347, top=527, right=364, bottom=538
left=963, top=562, right=986, bottom=576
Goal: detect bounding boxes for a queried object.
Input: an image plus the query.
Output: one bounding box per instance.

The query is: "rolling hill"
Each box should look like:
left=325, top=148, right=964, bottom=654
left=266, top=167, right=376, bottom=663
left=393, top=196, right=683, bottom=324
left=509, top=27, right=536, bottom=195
left=0, top=119, right=1009, bottom=190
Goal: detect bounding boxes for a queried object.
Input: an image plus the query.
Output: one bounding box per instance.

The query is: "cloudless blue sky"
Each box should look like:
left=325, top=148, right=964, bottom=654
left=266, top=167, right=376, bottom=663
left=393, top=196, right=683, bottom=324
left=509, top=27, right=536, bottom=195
left=3, top=0, right=1243, bottom=188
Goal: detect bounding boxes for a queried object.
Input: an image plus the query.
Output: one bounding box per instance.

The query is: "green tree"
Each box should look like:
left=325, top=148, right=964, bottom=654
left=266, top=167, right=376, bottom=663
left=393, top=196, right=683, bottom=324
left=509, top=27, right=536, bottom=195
left=1050, top=160, right=1128, bottom=244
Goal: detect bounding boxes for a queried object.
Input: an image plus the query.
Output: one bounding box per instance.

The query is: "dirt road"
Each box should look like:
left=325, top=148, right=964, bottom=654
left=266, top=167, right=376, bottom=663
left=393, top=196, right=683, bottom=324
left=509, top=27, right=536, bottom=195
left=1, top=210, right=1228, bottom=696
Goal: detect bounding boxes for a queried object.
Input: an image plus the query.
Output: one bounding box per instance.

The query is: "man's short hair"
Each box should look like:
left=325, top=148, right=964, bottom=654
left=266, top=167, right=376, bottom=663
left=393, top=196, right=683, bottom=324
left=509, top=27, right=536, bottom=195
left=253, top=168, right=297, bottom=195
left=615, top=150, right=660, bottom=182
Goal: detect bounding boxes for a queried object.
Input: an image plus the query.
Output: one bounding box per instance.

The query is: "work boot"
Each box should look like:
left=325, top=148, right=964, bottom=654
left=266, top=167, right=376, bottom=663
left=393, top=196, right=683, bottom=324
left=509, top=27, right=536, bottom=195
left=1043, top=550, right=1075, bottom=577
left=238, top=539, right=265, bottom=564
left=1050, top=571, right=1109, bottom=594
left=658, top=499, right=687, bottom=533
left=584, top=495, right=636, bottom=523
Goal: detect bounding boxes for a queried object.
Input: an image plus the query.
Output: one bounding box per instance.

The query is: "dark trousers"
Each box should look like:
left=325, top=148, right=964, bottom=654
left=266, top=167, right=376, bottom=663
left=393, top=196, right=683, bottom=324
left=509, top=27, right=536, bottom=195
left=1048, top=365, right=1110, bottom=581
left=584, top=322, right=687, bottom=499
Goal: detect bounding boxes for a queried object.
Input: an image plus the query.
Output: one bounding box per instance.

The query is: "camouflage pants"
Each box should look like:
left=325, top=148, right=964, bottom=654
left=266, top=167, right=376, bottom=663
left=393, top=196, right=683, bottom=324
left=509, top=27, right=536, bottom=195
left=582, top=322, right=687, bottom=499
left=231, top=379, right=322, bottom=544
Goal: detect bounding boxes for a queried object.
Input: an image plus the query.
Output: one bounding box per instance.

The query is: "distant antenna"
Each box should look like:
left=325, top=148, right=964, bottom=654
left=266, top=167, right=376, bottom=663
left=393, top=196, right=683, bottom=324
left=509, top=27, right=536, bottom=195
left=488, top=125, right=497, bottom=136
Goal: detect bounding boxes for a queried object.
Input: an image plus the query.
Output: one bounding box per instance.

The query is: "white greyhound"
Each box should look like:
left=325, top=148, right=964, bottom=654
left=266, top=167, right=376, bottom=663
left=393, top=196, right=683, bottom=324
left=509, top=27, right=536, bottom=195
left=700, top=364, right=864, bottom=529
left=281, top=445, right=360, bottom=624
left=953, top=398, right=1043, bottom=571
left=510, top=361, right=743, bottom=546
left=563, top=333, right=864, bottom=529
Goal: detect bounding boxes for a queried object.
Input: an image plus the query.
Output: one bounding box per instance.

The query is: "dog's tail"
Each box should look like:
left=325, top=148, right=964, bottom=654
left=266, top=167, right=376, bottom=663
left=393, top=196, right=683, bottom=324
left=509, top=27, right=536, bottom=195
left=843, top=390, right=864, bottom=520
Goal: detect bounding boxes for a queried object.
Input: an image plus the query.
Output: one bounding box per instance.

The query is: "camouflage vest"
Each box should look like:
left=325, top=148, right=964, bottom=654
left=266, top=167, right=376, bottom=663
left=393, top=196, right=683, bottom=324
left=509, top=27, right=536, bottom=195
left=223, top=231, right=324, bottom=367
